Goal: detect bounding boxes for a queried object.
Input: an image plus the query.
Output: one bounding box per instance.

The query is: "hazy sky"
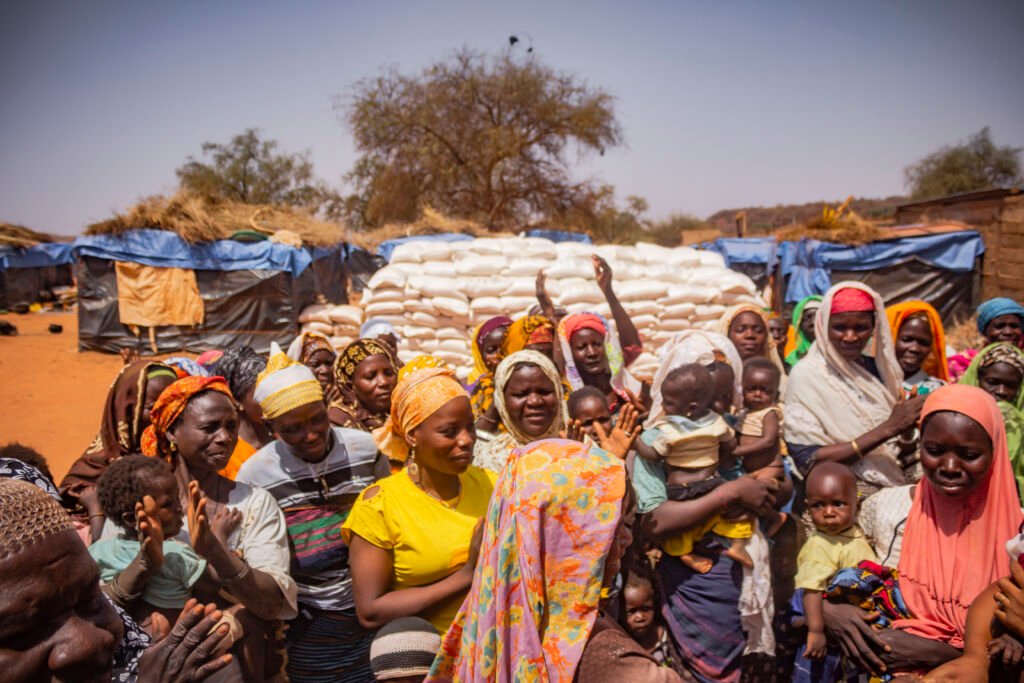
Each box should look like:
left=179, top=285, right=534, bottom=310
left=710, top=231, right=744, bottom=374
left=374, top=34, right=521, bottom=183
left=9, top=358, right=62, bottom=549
left=2, top=0, right=1022, bottom=236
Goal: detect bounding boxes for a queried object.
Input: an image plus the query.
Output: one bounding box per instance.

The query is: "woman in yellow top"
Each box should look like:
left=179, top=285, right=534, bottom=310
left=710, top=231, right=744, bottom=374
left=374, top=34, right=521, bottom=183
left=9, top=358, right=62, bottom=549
left=343, top=360, right=494, bottom=634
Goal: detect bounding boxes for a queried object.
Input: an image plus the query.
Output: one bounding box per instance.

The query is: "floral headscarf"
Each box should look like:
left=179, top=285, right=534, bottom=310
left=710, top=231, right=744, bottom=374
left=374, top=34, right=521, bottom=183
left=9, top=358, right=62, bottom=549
left=330, top=339, right=399, bottom=432
left=557, top=312, right=641, bottom=399
left=141, top=376, right=236, bottom=460
left=427, top=439, right=626, bottom=682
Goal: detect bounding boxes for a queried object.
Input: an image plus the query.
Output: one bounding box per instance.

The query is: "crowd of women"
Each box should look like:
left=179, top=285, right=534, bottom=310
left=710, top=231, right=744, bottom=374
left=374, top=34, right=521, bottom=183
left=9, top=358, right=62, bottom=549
left=3, top=255, right=1024, bottom=683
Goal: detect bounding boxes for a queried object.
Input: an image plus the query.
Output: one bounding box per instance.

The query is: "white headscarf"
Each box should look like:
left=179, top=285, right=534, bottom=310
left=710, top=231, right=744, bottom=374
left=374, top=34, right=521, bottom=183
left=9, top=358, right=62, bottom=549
left=472, top=350, right=567, bottom=473
left=646, top=330, right=744, bottom=430
left=783, top=281, right=905, bottom=488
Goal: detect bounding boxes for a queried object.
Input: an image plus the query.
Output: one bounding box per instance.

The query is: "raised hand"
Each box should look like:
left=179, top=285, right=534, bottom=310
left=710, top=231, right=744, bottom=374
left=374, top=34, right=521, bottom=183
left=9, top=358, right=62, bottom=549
left=592, top=255, right=613, bottom=294
left=593, top=404, right=639, bottom=460
left=187, top=481, right=217, bottom=559
left=561, top=419, right=586, bottom=444
left=210, top=507, right=242, bottom=548
left=535, top=270, right=556, bottom=318
left=136, top=496, right=165, bottom=570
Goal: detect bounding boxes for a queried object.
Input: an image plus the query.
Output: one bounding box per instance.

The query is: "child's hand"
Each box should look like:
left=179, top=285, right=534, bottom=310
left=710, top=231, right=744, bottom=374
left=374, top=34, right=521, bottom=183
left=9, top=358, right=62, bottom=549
left=594, top=404, right=639, bottom=460
left=136, top=496, right=165, bottom=570
left=210, top=507, right=242, bottom=548
left=805, top=631, right=828, bottom=660
left=78, top=485, right=103, bottom=515
left=560, top=419, right=586, bottom=444
left=988, top=633, right=1024, bottom=668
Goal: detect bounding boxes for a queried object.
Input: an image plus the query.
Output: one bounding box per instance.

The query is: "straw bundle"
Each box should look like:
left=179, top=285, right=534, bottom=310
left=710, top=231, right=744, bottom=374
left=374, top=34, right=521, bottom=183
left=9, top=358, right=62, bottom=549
left=86, top=192, right=346, bottom=247
left=0, top=222, right=61, bottom=247
left=346, top=206, right=493, bottom=250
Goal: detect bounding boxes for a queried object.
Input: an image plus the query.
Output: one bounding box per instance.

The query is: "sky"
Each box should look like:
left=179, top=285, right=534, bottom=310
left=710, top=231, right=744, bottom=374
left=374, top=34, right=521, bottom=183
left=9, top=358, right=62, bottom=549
left=1, top=0, right=1022, bottom=236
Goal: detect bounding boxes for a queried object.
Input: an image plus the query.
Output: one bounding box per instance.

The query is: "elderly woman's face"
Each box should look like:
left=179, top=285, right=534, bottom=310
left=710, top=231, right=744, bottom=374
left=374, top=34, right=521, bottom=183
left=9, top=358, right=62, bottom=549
left=729, top=311, right=767, bottom=360
left=408, top=396, right=476, bottom=475
left=985, top=314, right=1023, bottom=346
left=827, top=311, right=874, bottom=361
left=352, top=354, right=397, bottom=415
left=0, top=531, right=123, bottom=682
left=306, top=350, right=337, bottom=391
left=170, top=391, right=239, bottom=473
left=920, top=411, right=993, bottom=500
left=570, top=328, right=609, bottom=376
left=504, top=364, right=558, bottom=438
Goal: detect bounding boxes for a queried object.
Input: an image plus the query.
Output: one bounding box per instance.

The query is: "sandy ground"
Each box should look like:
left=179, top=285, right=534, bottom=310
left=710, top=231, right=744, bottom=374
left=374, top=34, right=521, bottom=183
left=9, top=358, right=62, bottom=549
left=0, top=311, right=143, bottom=481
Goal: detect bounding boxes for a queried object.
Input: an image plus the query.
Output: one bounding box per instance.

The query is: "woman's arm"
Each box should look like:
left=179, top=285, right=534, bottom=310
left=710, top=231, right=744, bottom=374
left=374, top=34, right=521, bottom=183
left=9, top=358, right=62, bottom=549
left=642, top=476, right=774, bottom=540
left=186, top=482, right=285, bottom=621
left=593, top=256, right=642, bottom=360
left=475, top=401, right=502, bottom=434
left=348, top=534, right=475, bottom=630
left=813, top=396, right=926, bottom=465
left=915, top=583, right=994, bottom=682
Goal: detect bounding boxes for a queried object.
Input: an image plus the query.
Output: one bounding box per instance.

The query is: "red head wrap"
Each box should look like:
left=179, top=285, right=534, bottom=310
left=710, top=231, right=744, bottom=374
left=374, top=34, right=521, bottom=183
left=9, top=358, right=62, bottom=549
left=562, top=313, right=607, bottom=341
left=831, top=288, right=875, bottom=315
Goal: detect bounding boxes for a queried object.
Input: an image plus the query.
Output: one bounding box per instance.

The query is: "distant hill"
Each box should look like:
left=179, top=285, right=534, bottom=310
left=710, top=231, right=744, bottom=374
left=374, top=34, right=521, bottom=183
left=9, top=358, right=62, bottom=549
left=705, top=196, right=907, bottom=237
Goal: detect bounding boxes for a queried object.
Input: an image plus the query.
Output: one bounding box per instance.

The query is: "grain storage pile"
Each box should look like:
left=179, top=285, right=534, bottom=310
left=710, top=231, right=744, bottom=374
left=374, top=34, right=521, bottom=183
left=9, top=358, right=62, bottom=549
left=298, top=237, right=763, bottom=382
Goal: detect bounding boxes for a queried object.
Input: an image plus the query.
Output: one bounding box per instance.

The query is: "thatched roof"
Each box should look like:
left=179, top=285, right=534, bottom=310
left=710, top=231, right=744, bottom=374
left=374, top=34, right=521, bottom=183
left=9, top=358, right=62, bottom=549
left=346, top=206, right=492, bottom=250
left=774, top=201, right=884, bottom=245
left=0, top=222, right=64, bottom=247
left=86, top=192, right=346, bottom=247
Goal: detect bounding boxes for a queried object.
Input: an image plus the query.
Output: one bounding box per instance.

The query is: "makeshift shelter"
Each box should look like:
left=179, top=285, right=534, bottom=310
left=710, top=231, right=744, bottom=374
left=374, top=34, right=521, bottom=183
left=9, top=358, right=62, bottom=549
left=894, top=188, right=1023, bottom=303
left=706, top=224, right=984, bottom=324
left=77, top=194, right=349, bottom=354
left=0, top=223, right=75, bottom=310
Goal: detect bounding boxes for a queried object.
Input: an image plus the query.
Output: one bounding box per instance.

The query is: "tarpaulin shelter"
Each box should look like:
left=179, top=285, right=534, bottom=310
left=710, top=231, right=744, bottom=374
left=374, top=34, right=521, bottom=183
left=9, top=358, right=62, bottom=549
left=74, top=229, right=347, bottom=354
left=0, top=223, right=75, bottom=310
left=706, top=225, right=984, bottom=324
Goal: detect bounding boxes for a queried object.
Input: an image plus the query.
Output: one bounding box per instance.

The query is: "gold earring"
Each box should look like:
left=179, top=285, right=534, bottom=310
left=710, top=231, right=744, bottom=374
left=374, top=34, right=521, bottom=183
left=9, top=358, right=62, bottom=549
left=407, top=446, right=418, bottom=477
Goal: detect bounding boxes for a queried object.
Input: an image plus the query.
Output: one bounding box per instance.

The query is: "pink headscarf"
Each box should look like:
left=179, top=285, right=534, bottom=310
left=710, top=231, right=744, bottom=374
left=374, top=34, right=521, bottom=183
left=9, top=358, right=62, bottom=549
left=894, top=384, right=1024, bottom=648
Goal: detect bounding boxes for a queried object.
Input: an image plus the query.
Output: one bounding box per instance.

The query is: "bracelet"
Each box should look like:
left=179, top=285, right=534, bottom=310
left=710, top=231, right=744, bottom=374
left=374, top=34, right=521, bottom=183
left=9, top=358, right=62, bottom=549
left=850, top=439, right=864, bottom=458
left=221, top=561, right=251, bottom=586
left=108, top=575, right=142, bottom=604
left=89, top=513, right=106, bottom=519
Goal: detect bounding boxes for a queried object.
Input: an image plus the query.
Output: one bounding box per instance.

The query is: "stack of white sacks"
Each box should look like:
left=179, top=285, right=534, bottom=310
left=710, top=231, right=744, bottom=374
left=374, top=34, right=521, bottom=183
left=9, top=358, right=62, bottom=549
left=297, top=237, right=763, bottom=382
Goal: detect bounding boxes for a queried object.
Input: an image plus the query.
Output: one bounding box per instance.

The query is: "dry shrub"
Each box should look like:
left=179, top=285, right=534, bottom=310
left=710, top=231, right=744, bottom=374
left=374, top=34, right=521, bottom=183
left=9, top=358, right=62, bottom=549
left=86, top=191, right=346, bottom=247
left=0, top=222, right=63, bottom=247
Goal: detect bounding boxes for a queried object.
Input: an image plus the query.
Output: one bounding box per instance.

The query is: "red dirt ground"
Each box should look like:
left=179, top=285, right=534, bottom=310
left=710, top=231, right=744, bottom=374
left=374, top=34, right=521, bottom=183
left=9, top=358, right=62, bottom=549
left=0, top=310, right=170, bottom=481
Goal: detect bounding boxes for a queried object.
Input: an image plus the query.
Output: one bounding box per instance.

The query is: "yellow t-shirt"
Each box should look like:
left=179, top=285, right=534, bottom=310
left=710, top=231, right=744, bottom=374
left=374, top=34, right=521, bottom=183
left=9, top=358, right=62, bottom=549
left=342, top=466, right=496, bottom=633
left=794, top=526, right=877, bottom=592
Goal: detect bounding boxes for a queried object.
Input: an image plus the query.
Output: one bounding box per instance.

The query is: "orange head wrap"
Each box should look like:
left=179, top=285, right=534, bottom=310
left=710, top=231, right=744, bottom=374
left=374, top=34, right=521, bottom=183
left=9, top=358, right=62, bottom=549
left=141, top=376, right=235, bottom=460
left=373, top=363, right=468, bottom=463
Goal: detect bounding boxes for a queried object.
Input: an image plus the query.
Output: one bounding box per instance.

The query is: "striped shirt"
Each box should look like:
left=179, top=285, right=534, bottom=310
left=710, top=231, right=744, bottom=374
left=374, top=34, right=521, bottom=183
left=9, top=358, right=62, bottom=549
left=236, top=427, right=388, bottom=611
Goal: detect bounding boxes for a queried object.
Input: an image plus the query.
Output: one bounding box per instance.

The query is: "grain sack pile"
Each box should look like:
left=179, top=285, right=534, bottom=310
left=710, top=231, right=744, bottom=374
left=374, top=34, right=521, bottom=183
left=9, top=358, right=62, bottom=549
left=298, top=237, right=762, bottom=381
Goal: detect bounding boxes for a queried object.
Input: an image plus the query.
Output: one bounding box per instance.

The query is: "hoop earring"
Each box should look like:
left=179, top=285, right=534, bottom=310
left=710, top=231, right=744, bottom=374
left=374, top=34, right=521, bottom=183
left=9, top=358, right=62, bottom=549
left=407, top=446, right=419, bottom=478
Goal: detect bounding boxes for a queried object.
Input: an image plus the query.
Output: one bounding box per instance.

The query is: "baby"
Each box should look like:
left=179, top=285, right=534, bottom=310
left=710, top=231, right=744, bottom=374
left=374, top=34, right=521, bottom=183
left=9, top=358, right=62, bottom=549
left=635, top=363, right=752, bottom=572
left=89, top=455, right=206, bottom=626
left=795, top=462, right=877, bottom=663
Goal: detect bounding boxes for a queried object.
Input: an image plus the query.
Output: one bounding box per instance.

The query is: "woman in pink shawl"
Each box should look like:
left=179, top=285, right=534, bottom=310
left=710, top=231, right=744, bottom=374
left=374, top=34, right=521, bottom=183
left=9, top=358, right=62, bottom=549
left=427, top=439, right=681, bottom=682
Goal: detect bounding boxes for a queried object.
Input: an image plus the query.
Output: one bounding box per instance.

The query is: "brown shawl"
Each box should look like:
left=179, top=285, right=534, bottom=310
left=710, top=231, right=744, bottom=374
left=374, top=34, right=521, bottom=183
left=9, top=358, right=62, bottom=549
left=61, top=360, right=175, bottom=498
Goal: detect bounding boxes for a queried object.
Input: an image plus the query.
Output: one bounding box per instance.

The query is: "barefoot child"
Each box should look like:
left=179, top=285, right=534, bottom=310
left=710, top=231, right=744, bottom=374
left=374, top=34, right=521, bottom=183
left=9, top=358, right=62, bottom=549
left=635, top=363, right=753, bottom=572
left=795, top=462, right=876, bottom=670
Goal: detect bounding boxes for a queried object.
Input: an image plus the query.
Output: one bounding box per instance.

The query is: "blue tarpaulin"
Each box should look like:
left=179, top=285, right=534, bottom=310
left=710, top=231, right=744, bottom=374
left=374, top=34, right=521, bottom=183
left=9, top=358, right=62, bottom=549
left=376, top=234, right=475, bottom=262
left=523, top=229, right=592, bottom=244
left=704, top=237, right=778, bottom=270
left=0, top=242, right=75, bottom=271
left=779, top=231, right=984, bottom=303
left=72, top=229, right=313, bottom=278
